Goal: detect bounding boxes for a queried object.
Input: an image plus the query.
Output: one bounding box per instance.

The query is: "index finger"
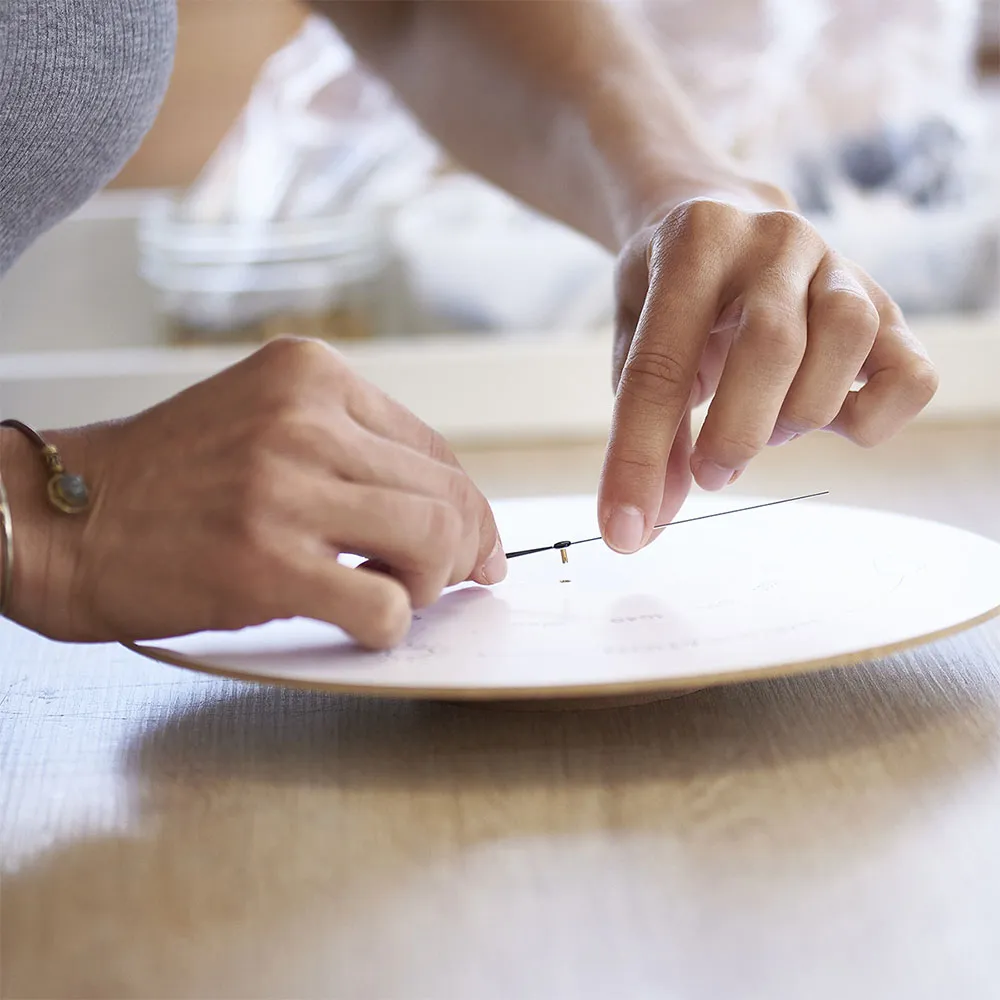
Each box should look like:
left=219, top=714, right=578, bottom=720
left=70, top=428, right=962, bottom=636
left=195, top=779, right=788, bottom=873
left=599, top=219, right=728, bottom=553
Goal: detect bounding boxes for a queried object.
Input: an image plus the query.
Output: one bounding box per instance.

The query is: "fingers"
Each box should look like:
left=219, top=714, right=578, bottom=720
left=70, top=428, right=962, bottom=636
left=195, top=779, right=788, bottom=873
left=690, top=212, right=829, bottom=487
left=599, top=203, right=732, bottom=552
left=281, top=557, right=414, bottom=650
left=347, top=369, right=462, bottom=468
left=691, top=325, right=735, bottom=409
left=342, top=374, right=504, bottom=583
left=306, top=482, right=487, bottom=609
left=647, top=407, right=694, bottom=543
left=692, top=295, right=809, bottom=488
left=828, top=284, right=939, bottom=446
left=768, top=257, right=880, bottom=446
left=259, top=462, right=491, bottom=609
left=330, top=426, right=504, bottom=588
left=602, top=193, right=939, bottom=545
left=611, top=230, right=653, bottom=391
left=690, top=251, right=934, bottom=476
left=228, top=463, right=478, bottom=641
left=245, top=337, right=504, bottom=589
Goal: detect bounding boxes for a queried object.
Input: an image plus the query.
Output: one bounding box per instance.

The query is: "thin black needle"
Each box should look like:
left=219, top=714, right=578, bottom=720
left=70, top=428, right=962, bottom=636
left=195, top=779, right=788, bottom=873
left=504, top=491, right=830, bottom=559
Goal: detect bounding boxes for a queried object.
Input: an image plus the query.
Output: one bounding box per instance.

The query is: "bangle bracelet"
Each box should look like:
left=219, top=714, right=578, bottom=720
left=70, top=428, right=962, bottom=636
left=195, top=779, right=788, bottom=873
left=0, top=469, right=12, bottom=617
left=0, top=419, right=90, bottom=515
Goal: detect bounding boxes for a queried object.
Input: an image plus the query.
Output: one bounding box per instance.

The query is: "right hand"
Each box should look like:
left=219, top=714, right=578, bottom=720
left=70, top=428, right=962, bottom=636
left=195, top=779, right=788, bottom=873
left=5, top=337, right=506, bottom=648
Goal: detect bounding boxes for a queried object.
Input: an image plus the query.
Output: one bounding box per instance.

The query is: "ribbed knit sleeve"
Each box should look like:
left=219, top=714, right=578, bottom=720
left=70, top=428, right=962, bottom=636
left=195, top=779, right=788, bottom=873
left=0, top=0, right=176, bottom=276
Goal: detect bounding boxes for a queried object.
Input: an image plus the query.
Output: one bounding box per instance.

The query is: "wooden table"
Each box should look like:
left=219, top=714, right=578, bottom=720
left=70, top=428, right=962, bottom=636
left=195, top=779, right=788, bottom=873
left=4, top=612, right=1000, bottom=998
left=3, top=425, right=1000, bottom=999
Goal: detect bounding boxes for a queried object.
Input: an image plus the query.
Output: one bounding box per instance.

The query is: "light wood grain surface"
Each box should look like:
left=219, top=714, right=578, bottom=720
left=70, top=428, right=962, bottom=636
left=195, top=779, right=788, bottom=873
left=3, top=422, right=1000, bottom=999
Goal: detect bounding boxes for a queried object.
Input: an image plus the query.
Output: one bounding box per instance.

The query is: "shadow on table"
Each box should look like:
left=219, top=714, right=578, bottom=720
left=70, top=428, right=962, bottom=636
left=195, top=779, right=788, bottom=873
left=5, top=628, right=1000, bottom=999
left=128, top=621, right=1000, bottom=795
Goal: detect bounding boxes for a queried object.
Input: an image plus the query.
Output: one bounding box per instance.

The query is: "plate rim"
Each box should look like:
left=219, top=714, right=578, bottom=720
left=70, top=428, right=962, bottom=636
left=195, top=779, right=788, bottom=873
left=126, top=602, right=1000, bottom=702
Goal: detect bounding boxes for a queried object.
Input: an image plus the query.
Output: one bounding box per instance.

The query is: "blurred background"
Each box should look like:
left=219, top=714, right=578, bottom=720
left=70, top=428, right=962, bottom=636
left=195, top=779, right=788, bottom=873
left=0, top=0, right=997, bottom=528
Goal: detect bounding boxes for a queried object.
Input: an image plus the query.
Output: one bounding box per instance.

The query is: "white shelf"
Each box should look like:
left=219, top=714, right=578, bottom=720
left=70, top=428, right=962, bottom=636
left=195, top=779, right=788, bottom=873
left=0, top=330, right=616, bottom=444
left=2, top=315, right=998, bottom=445
left=2, top=192, right=998, bottom=444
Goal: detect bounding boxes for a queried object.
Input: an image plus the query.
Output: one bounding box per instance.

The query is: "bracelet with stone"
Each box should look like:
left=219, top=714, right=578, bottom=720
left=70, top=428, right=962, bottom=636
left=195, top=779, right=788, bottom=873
left=0, top=419, right=91, bottom=515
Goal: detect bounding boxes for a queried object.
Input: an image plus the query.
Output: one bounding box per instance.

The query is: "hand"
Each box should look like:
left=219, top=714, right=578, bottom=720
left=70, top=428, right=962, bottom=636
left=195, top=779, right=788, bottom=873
left=6, top=338, right=506, bottom=648
left=598, top=195, right=939, bottom=553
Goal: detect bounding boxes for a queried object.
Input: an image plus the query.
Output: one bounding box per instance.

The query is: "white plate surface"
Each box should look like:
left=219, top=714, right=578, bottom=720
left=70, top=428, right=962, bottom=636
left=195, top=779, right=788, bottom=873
left=134, top=495, right=1000, bottom=700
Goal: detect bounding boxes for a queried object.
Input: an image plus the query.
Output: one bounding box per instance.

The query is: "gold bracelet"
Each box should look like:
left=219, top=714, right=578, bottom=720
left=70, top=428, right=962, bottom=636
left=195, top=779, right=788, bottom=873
left=0, top=469, right=12, bottom=618
left=0, top=419, right=90, bottom=515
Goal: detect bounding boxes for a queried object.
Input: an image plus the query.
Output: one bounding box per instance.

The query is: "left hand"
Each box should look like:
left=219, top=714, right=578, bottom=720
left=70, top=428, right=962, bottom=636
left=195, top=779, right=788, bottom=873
left=598, top=194, right=939, bottom=553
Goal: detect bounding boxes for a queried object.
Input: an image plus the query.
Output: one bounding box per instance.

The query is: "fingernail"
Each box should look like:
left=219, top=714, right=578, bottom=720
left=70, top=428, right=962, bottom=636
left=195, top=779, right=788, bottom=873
left=604, top=505, right=646, bottom=554
left=692, top=458, right=736, bottom=491
left=767, top=428, right=800, bottom=447
left=480, top=538, right=507, bottom=585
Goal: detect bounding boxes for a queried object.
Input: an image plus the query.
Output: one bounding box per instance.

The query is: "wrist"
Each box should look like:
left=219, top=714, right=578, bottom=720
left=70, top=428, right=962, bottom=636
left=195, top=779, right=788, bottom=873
left=0, top=427, right=97, bottom=640
left=612, top=159, right=797, bottom=247
left=581, top=76, right=795, bottom=247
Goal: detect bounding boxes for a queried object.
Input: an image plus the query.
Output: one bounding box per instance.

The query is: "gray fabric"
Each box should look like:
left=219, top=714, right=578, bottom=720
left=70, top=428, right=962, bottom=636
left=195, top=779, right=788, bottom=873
left=0, top=0, right=176, bottom=276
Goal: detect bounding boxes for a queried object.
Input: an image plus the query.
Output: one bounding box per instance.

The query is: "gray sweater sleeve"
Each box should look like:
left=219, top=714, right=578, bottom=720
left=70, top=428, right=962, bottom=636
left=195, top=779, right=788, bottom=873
left=0, top=0, right=176, bottom=277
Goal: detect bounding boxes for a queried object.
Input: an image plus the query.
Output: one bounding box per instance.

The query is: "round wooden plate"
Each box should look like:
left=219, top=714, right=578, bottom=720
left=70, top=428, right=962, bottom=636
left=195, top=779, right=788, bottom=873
left=131, top=495, right=1000, bottom=703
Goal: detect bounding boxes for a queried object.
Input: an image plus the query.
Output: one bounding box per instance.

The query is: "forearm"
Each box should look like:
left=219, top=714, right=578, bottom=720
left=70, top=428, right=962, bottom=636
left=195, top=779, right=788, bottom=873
left=313, top=0, right=787, bottom=251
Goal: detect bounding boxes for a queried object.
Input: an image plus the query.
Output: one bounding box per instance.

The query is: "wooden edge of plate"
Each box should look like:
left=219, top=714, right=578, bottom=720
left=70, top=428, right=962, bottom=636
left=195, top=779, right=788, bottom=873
left=124, top=601, right=1000, bottom=707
